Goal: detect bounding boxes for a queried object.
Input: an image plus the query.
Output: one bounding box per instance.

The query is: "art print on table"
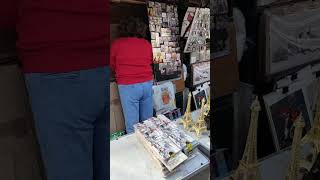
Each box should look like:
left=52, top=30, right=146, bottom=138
left=192, top=61, right=210, bottom=87
left=264, top=88, right=312, bottom=151
left=193, top=89, right=208, bottom=109
left=148, top=1, right=182, bottom=82
left=152, top=81, right=176, bottom=113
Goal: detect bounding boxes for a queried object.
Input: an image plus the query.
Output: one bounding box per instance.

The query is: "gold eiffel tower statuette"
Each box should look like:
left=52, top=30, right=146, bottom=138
left=192, top=98, right=207, bottom=137
left=285, top=115, right=305, bottom=180
left=231, top=97, right=261, bottom=180
left=301, top=93, right=320, bottom=170
left=204, top=94, right=210, bottom=117
left=179, top=92, right=193, bottom=130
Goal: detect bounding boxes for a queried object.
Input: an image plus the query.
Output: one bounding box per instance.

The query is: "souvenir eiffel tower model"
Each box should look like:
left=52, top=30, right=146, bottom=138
left=204, top=94, right=210, bottom=117
left=179, top=92, right=193, bottom=130
left=192, top=98, right=208, bottom=137
left=301, top=93, right=320, bottom=170
left=231, top=97, right=261, bottom=180
left=285, top=115, right=305, bottom=180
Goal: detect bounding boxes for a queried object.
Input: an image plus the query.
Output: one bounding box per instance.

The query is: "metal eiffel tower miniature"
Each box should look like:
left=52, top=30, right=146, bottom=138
left=285, top=115, right=305, bottom=180
left=192, top=98, right=207, bottom=137
left=231, top=97, right=261, bottom=180
left=180, top=93, right=193, bottom=130
left=301, top=93, right=320, bottom=170
left=204, top=94, right=210, bottom=117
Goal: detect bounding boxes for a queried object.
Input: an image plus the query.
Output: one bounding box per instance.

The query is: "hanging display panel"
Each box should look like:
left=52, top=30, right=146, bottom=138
left=184, top=8, right=210, bottom=53
left=148, top=1, right=182, bottom=82
left=265, top=3, right=320, bottom=75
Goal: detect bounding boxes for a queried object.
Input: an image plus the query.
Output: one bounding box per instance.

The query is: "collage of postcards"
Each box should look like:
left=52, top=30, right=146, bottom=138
left=148, top=1, right=182, bottom=82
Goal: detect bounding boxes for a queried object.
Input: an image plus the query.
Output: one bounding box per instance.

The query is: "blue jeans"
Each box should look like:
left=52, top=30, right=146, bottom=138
left=118, top=80, right=154, bottom=133
left=25, top=67, right=109, bottom=180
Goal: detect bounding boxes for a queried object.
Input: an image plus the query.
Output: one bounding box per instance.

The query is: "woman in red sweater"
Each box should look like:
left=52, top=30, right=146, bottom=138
left=110, top=17, right=154, bottom=133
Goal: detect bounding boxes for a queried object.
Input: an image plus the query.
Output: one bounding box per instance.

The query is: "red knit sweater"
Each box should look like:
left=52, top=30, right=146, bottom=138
left=110, top=38, right=153, bottom=85
left=16, top=0, right=109, bottom=73
left=0, top=1, right=17, bottom=29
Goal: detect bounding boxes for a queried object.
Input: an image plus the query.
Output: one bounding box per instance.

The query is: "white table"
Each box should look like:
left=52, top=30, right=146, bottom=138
left=175, top=110, right=211, bottom=156
left=110, top=134, right=210, bottom=180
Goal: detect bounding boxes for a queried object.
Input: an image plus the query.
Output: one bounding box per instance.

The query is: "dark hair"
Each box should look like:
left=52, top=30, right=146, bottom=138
left=118, top=17, right=148, bottom=39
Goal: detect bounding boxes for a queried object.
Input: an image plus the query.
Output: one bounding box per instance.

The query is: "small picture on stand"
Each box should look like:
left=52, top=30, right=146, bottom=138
left=264, top=88, right=312, bottom=151
left=192, top=89, right=208, bottom=109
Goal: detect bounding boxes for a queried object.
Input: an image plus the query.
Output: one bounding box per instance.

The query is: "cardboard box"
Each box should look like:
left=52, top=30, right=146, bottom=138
left=110, top=82, right=126, bottom=134
left=172, top=78, right=185, bottom=93
left=0, top=64, right=43, bottom=180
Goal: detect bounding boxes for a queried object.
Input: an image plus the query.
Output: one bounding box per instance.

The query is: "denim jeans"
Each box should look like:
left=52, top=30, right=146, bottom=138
left=25, top=67, right=109, bottom=180
left=118, top=80, right=154, bottom=133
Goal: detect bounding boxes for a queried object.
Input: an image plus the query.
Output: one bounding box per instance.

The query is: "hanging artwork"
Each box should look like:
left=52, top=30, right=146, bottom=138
left=191, top=61, right=210, bottom=87
left=264, top=88, right=312, bottom=151
left=152, top=81, right=176, bottom=113
left=212, top=15, right=230, bottom=59
left=184, top=8, right=210, bottom=53
left=148, top=1, right=182, bottom=82
left=264, top=4, right=320, bottom=75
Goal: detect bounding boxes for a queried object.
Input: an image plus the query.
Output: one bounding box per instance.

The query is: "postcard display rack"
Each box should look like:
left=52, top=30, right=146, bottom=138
left=134, top=114, right=200, bottom=177
left=148, top=1, right=182, bottom=83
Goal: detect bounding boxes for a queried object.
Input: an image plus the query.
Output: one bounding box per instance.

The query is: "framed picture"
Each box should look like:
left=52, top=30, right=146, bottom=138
left=192, top=88, right=208, bottom=109
left=263, top=87, right=312, bottom=151
left=264, top=6, right=320, bottom=75
left=191, top=61, right=210, bottom=87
